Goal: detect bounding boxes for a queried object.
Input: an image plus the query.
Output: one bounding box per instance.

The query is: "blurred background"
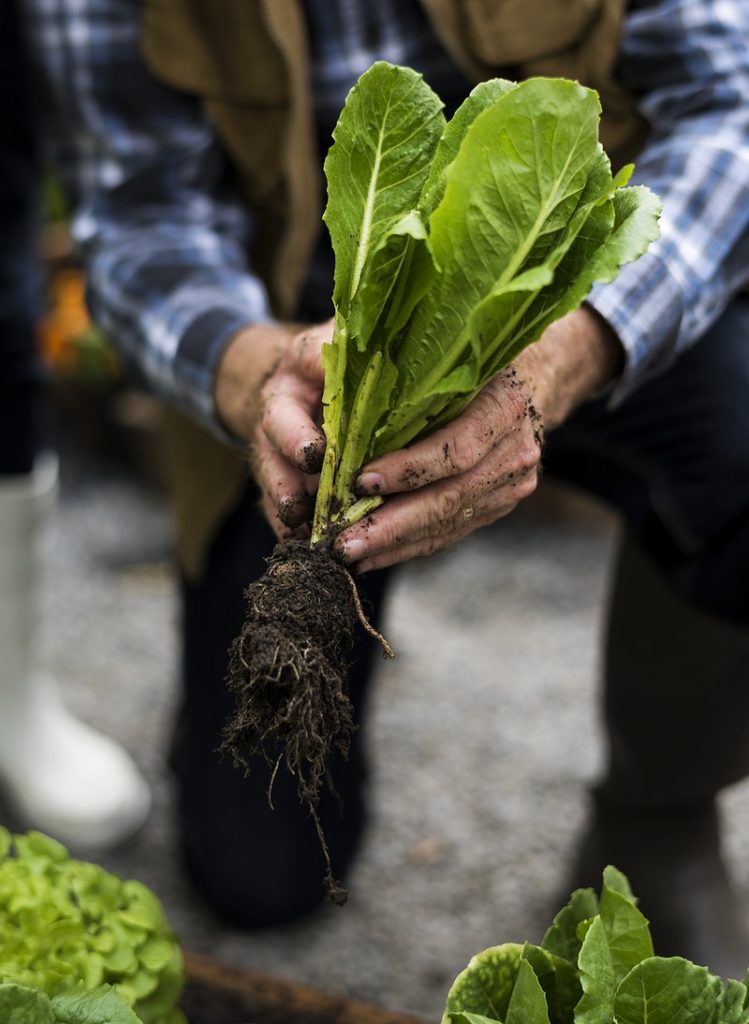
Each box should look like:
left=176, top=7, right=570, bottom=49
left=4, top=192, right=749, bottom=1019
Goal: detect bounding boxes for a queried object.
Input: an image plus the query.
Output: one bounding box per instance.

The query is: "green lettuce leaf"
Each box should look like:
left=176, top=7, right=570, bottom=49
left=442, top=944, right=526, bottom=1024
left=441, top=943, right=575, bottom=1024
left=51, top=984, right=142, bottom=1024
left=0, top=982, right=56, bottom=1024
left=420, top=79, right=517, bottom=216
left=614, top=957, right=722, bottom=1024
left=347, top=209, right=436, bottom=354
left=316, top=61, right=445, bottom=533
left=520, top=942, right=580, bottom=1023
left=323, top=62, right=444, bottom=320
left=542, top=887, right=598, bottom=964
left=597, top=865, right=654, bottom=985
left=715, top=979, right=749, bottom=1024
left=575, top=916, right=616, bottom=1024
left=504, top=959, right=551, bottom=1024
left=0, top=982, right=141, bottom=1024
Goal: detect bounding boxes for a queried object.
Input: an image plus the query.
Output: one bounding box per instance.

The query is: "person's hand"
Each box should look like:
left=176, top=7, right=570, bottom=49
left=214, top=319, right=331, bottom=538
left=214, top=321, right=297, bottom=442
left=245, top=320, right=333, bottom=538
left=334, top=306, right=623, bottom=573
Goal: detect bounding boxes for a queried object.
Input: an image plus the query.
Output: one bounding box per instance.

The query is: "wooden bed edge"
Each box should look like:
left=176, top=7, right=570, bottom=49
left=183, top=949, right=430, bottom=1024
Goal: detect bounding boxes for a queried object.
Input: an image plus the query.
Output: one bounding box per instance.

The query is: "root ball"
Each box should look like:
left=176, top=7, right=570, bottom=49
left=222, top=540, right=359, bottom=901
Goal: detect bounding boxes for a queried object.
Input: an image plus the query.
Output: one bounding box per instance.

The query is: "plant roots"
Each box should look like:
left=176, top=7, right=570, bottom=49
left=222, top=539, right=391, bottom=904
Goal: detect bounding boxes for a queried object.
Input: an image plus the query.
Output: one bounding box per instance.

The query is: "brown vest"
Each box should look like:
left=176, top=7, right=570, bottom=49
left=140, top=0, right=646, bottom=579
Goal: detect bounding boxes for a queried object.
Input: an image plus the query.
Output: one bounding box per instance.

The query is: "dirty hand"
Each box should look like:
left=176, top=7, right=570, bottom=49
left=335, top=307, right=623, bottom=573
left=245, top=320, right=332, bottom=537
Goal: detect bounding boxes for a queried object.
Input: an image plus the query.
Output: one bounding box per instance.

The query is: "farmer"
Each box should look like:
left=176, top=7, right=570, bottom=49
left=25, top=0, right=749, bottom=975
left=0, top=0, right=150, bottom=850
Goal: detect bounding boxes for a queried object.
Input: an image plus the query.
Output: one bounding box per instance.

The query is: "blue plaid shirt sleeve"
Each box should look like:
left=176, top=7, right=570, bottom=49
left=586, top=0, right=749, bottom=401
left=26, top=0, right=274, bottom=437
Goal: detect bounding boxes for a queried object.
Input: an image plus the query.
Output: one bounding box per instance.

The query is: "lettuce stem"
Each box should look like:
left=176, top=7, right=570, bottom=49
left=333, top=351, right=384, bottom=505
left=312, top=349, right=385, bottom=546
left=311, top=320, right=348, bottom=546
left=336, top=494, right=384, bottom=529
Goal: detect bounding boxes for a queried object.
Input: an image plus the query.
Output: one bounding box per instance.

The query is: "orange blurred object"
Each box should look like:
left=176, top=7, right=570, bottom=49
left=37, top=267, right=119, bottom=380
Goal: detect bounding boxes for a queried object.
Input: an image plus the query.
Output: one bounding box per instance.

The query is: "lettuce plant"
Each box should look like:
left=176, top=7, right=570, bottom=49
left=312, top=62, right=661, bottom=541
left=223, top=64, right=661, bottom=903
left=0, top=829, right=185, bottom=1024
left=442, top=866, right=749, bottom=1024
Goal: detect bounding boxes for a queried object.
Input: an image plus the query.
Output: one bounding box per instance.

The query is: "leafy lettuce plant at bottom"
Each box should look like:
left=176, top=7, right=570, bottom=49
left=441, top=866, right=749, bottom=1024
left=0, top=828, right=185, bottom=1024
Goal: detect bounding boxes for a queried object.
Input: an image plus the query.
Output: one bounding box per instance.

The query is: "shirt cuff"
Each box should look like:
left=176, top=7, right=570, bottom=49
left=586, top=250, right=686, bottom=406
left=172, top=305, right=275, bottom=446
left=127, top=270, right=276, bottom=445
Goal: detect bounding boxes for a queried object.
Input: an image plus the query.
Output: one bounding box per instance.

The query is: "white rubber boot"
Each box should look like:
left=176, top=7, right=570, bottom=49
left=0, top=454, right=151, bottom=848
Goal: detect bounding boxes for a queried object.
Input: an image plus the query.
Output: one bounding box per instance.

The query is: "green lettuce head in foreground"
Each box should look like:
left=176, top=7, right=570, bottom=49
left=312, top=63, right=661, bottom=544
left=0, top=829, right=185, bottom=1024
left=442, top=866, right=749, bottom=1024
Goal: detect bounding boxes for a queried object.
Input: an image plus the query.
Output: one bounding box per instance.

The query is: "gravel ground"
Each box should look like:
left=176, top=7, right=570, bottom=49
left=8, top=447, right=749, bottom=1021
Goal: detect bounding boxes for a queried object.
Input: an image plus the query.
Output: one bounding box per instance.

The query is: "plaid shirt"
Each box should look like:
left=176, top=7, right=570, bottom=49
left=26, top=0, right=749, bottom=434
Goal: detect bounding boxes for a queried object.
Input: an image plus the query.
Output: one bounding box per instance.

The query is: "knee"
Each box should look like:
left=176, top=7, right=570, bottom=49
left=182, top=832, right=334, bottom=927
left=176, top=762, right=367, bottom=928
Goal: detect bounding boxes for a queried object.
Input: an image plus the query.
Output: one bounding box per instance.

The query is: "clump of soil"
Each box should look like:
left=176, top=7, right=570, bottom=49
left=222, top=539, right=382, bottom=904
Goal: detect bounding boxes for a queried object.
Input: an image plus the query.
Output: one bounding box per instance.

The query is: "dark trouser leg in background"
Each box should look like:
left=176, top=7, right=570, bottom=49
left=177, top=487, right=390, bottom=926
left=547, top=297, right=749, bottom=975
left=0, top=0, right=45, bottom=476
left=581, top=534, right=749, bottom=975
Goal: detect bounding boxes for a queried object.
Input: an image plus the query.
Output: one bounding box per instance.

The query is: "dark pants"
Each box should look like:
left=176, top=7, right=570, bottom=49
left=547, top=298, right=749, bottom=812
left=0, top=0, right=45, bottom=476
left=177, top=297, right=749, bottom=925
